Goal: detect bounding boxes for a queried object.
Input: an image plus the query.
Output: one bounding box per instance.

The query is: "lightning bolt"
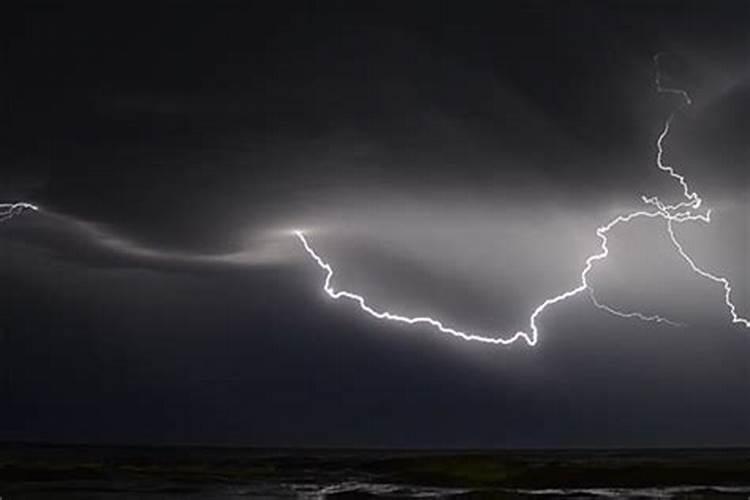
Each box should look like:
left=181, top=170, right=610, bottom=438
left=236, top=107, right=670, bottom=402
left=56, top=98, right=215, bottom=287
left=0, top=202, right=38, bottom=222
left=667, top=220, right=750, bottom=328
left=296, top=208, right=675, bottom=346
left=296, top=53, right=747, bottom=345
left=644, top=53, right=749, bottom=329
left=588, top=288, right=682, bottom=327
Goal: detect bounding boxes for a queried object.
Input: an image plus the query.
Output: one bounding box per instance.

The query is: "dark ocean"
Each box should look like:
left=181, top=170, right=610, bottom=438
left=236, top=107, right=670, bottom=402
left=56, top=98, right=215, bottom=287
left=2, top=444, right=750, bottom=499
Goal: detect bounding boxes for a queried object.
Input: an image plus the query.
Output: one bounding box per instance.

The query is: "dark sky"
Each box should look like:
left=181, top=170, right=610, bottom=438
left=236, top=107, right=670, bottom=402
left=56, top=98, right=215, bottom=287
left=2, top=1, right=749, bottom=447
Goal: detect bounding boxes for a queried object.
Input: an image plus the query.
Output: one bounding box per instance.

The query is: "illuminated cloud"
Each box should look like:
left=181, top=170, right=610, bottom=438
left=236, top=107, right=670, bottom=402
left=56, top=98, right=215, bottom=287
left=293, top=55, right=749, bottom=345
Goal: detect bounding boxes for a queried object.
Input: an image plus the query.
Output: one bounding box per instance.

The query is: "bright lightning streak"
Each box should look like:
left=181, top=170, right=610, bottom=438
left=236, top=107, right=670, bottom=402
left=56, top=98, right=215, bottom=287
left=296, top=229, right=542, bottom=346
left=644, top=52, right=750, bottom=329
left=295, top=207, right=673, bottom=346
left=295, top=53, right=749, bottom=345
left=666, top=220, right=750, bottom=328
left=0, top=202, right=38, bottom=222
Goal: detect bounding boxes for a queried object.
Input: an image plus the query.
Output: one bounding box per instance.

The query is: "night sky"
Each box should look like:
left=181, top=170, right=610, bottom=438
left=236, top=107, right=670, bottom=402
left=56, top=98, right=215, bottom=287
left=2, top=1, right=750, bottom=448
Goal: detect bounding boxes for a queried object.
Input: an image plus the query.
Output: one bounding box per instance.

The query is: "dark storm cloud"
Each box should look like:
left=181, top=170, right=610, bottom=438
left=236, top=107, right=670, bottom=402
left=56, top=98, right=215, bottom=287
left=3, top=2, right=653, bottom=238
left=6, top=3, right=747, bottom=243
left=2, top=1, right=750, bottom=447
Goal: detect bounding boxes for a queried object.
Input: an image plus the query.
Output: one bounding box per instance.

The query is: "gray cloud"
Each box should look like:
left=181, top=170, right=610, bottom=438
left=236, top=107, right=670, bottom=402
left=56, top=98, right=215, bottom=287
left=2, top=209, right=295, bottom=272
left=3, top=1, right=750, bottom=447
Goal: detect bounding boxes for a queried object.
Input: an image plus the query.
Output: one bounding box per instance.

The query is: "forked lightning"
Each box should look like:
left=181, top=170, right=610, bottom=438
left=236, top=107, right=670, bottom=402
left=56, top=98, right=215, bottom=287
left=295, top=54, right=749, bottom=345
